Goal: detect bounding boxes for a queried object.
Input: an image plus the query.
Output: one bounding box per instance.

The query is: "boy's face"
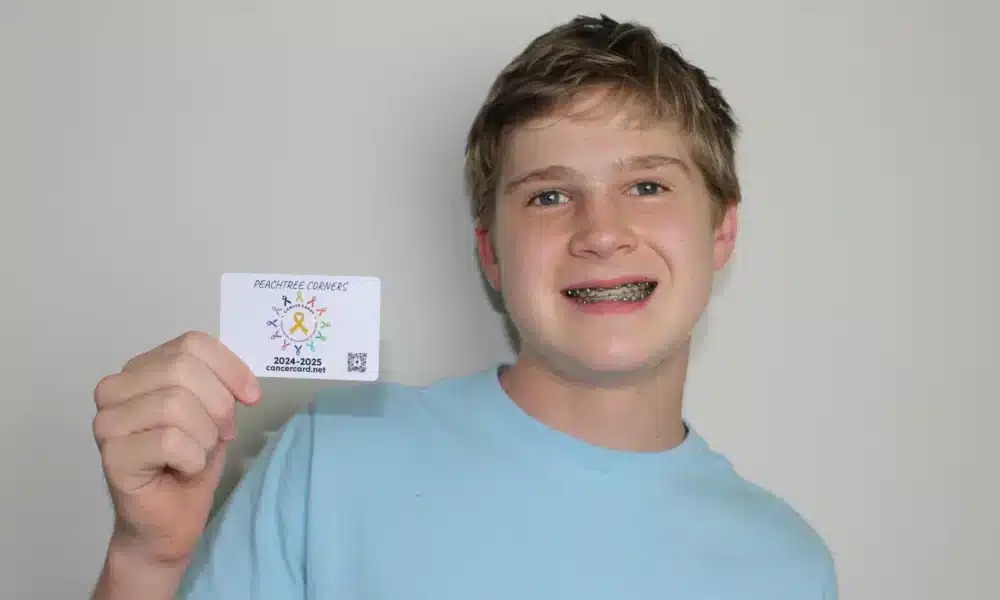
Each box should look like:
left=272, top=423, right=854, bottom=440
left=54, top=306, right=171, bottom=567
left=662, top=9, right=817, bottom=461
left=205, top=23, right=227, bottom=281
left=477, top=92, right=738, bottom=383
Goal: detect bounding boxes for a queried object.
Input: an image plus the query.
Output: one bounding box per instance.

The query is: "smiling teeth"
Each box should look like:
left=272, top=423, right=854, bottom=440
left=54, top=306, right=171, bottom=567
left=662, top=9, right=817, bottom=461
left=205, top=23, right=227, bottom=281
left=563, top=281, right=657, bottom=303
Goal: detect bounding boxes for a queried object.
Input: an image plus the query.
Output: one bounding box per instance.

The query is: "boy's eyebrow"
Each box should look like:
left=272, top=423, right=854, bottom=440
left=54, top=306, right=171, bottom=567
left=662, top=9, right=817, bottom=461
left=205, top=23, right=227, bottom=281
left=617, top=153, right=690, bottom=174
left=503, top=165, right=581, bottom=194
left=502, top=153, right=689, bottom=194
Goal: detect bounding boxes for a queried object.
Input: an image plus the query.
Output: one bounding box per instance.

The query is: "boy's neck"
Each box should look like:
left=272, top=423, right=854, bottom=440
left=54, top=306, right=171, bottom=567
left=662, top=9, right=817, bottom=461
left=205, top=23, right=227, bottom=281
left=498, top=345, right=690, bottom=453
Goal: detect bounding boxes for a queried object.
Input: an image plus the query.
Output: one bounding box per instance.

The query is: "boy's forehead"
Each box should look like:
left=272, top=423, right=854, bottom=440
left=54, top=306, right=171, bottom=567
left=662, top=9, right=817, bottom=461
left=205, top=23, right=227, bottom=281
left=500, top=108, right=692, bottom=177
left=497, top=86, right=692, bottom=174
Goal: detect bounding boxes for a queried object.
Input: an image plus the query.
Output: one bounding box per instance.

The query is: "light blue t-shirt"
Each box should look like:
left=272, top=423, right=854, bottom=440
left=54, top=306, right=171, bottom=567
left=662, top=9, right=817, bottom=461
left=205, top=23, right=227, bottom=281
left=177, top=366, right=837, bottom=599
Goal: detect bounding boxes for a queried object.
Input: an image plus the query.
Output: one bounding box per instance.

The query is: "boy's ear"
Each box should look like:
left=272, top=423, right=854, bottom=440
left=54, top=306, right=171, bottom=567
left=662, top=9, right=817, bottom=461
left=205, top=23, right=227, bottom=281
left=475, top=225, right=501, bottom=291
left=713, top=203, right=740, bottom=270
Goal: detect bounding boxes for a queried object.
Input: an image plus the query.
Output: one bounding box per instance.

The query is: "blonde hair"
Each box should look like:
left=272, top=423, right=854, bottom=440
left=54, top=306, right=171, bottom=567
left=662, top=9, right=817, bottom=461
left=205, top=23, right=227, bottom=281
left=464, top=14, right=741, bottom=229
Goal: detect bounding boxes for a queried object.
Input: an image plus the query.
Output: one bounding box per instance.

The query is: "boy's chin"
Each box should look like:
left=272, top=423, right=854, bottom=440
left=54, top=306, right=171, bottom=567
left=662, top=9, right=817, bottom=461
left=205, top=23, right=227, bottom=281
left=546, top=345, right=677, bottom=386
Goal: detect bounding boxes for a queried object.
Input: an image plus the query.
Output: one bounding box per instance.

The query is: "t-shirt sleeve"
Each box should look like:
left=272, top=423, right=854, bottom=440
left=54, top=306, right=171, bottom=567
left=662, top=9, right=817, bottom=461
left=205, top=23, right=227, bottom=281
left=174, top=407, right=315, bottom=599
left=822, top=560, right=838, bottom=600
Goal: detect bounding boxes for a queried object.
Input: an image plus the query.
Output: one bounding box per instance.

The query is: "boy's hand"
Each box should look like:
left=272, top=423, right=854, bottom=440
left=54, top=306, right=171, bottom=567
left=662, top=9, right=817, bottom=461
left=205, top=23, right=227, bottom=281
left=92, top=331, right=260, bottom=566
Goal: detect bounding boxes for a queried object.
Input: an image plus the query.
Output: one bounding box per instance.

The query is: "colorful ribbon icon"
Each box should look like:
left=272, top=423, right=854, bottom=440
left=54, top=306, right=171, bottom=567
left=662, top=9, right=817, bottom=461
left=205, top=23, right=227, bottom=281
left=289, top=311, right=309, bottom=335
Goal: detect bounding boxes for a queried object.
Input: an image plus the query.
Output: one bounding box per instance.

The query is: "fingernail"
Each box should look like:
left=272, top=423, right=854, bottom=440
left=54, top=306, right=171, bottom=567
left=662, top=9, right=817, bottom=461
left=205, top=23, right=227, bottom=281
left=246, top=380, right=261, bottom=403
left=221, top=422, right=237, bottom=441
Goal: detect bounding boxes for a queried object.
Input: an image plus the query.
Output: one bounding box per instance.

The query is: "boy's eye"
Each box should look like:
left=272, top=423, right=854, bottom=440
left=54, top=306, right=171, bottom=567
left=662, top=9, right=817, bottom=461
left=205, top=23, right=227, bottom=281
left=529, top=190, right=568, bottom=206
left=629, top=181, right=666, bottom=196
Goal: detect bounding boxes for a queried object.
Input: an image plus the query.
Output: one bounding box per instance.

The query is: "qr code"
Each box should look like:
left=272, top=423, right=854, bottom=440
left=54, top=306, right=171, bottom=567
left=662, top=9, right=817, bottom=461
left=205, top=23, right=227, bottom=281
left=347, top=352, right=367, bottom=373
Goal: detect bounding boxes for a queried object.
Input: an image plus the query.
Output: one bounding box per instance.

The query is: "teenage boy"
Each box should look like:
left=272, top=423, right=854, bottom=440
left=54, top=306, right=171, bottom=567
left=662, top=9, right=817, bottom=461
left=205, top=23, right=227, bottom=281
left=91, top=13, right=837, bottom=600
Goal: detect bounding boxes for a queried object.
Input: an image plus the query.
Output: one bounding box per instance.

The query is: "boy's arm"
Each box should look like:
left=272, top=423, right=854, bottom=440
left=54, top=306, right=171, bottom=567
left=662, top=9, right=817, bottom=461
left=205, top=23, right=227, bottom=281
left=91, top=542, right=189, bottom=600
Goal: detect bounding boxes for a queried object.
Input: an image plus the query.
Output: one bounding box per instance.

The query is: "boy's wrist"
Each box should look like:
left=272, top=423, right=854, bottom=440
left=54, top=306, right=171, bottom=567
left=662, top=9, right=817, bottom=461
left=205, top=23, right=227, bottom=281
left=92, top=538, right=189, bottom=600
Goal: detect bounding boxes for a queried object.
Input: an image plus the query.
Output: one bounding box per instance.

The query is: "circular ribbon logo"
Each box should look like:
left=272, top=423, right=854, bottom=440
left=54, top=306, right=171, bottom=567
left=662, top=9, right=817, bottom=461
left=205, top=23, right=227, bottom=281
left=267, top=290, right=330, bottom=355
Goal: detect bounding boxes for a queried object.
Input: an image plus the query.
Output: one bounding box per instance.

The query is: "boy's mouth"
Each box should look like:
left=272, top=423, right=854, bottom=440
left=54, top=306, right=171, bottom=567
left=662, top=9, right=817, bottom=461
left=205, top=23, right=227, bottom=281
left=561, top=279, right=658, bottom=304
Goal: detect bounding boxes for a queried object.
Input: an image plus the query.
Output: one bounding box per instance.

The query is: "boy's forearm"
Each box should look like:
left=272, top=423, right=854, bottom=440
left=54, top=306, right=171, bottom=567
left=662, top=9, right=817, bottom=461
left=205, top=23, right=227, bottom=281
left=91, top=541, right=189, bottom=600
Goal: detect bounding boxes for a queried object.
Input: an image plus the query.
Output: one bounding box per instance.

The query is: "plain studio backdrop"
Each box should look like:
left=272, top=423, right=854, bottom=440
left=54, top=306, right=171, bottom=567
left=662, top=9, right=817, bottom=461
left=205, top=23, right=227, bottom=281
left=1, top=1, right=997, bottom=598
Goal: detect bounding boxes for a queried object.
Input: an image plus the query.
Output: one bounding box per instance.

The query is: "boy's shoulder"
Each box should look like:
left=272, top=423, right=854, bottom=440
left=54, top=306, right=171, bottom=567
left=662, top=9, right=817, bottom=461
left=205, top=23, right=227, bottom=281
left=679, top=442, right=837, bottom=593
left=276, top=368, right=493, bottom=456
left=305, top=367, right=486, bottom=425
